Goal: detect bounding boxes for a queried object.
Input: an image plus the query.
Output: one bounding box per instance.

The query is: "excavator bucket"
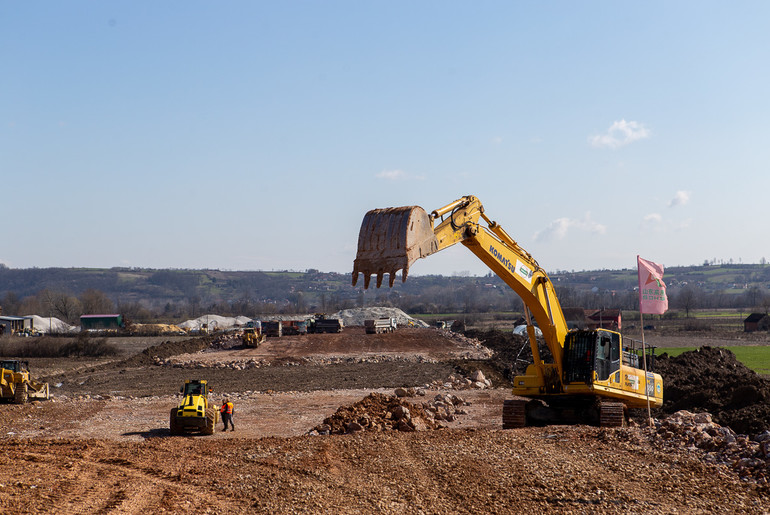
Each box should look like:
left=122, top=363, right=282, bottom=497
left=352, top=206, right=438, bottom=288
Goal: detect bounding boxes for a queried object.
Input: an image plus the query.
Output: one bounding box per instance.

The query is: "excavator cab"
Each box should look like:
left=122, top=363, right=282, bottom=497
left=562, top=330, right=621, bottom=384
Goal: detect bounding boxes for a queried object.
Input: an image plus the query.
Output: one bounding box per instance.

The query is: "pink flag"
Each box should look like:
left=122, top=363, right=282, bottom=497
left=638, top=256, right=668, bottom=314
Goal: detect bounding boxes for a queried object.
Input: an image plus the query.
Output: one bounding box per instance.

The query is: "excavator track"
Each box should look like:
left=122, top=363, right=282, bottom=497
left=598, top=402, right=626, bottom=428
left=502, top=399, right=527, bottom=429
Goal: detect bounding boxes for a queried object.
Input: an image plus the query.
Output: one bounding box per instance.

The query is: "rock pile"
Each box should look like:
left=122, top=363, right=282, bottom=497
left=311, top=391, right=470, bottom=435
left=646, top=410, right=770, bottom=486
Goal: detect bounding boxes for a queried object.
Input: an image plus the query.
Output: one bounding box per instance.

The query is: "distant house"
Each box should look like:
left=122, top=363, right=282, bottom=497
left=80, top=314, right=124, bottom=331
left=743, top=313, right=769, bottom=332
left=562, top=308, right=589, bottom=330
left=585, top=308, right=622, bottom=330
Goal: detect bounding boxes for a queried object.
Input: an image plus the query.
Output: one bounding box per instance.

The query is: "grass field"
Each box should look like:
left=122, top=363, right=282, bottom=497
left=657, top=346, right=770, bottom=376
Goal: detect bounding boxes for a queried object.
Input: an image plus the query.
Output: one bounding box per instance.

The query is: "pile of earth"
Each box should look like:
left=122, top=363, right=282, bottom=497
left=116, top=336, right=213, bottom=367
left=461, top=329, right=552, bottom=383
left=312, top=392, right=444, bottom=434
left=655, top=346, right=770, bottom=436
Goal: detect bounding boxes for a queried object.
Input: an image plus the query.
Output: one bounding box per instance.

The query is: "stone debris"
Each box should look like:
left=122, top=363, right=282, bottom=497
left=156, top=354, right=442, bottom=369
left=646, top=410, right=770, bottom=486
left=423, top=371, right=492, bottom=391
left=310, top=391, right=471, bottom=435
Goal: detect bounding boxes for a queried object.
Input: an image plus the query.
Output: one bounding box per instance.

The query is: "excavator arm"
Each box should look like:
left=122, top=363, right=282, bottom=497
left=352, top=195, right=569, bottom=372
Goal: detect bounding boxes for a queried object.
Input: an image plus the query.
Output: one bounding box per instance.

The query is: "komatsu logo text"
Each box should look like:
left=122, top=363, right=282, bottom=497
left=489, top=245, right=533, bottom=283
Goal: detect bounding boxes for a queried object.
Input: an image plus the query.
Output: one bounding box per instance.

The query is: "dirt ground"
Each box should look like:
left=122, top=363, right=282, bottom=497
left=1, top=328, right=769, bottom=513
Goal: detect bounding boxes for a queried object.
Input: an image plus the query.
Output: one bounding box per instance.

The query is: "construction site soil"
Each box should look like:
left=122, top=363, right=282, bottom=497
left=1, top=328, right=769, bottom=513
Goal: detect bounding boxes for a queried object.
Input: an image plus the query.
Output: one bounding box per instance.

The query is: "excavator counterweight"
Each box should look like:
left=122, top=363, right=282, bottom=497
left=352, top=206, right=438, bottom=288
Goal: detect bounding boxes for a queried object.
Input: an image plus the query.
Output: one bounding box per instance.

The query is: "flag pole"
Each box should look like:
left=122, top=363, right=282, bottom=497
left=640, top=312, right=652, bottom=426
left=637, top=255, right=652, bottom=426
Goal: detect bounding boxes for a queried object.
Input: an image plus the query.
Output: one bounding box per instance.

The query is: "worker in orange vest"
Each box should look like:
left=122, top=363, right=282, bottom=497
left=220, top=398, right=235, bottom=432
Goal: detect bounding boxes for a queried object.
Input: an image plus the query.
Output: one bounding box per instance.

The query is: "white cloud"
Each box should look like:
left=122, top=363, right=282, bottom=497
left=641, top=213, right=692, bottom=232
left=376, top=169, right=426, bottom=181
left=376, top=169, right=406, bottom=180
left=668, top=190, right=690, bottom=207
left=533, top=212, right=606, bottom=241
left=644, top=213, right=662, bottom=223
left=589, top=119, right=650, bottom=149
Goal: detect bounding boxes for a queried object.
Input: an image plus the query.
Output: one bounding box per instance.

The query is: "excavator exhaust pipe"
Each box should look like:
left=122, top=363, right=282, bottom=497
left=352, top=206, right=438, bottom=288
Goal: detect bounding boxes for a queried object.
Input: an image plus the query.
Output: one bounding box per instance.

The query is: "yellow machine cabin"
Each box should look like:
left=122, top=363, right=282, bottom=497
left=352, top=195, right=662, bottom=427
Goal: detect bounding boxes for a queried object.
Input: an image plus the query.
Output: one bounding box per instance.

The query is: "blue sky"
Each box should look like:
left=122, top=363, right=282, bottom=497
left=2, top=2, right=769, bottom=277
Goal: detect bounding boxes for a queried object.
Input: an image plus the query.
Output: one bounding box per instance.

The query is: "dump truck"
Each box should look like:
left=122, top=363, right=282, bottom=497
left=352, top=195, right=663, bottom=428
left=308, top=314, right=344, bottom=333
left=364, top=317, right=397, bottom=334
left=0, top=360, right=50, bottom=404
left=170, top=379, right=218, bottom=435
left=262, top=321, right=283, bottom=337
left=281, top=320, right=309, bottom=335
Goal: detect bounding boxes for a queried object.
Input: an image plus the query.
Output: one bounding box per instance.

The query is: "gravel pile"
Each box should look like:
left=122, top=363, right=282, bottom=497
left=333, top=307, right=429, bottom=328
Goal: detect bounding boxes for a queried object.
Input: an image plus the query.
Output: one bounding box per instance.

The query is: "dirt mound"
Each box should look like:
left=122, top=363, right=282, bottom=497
left=116, top=336, right=213, bottom=367
left=655, top=346, right=770, bottom=436
left=313, top=392, right=442, bottom=434
left=463, top=329, right=552, bottom=383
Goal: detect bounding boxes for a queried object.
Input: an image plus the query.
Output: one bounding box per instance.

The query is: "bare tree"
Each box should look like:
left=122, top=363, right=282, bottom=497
left=79, top=289, right=115, bottom=314
left=40, top=290, right=82, bottom=324
left=676, top=286, right=698, bottom=318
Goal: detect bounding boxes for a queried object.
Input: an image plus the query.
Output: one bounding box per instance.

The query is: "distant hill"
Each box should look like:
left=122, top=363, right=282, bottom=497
left=1, top=263, right=768, bottom=321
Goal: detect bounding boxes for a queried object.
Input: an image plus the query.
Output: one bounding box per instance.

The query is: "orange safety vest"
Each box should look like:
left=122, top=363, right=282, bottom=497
left=220, top=402, right=233, bottom=415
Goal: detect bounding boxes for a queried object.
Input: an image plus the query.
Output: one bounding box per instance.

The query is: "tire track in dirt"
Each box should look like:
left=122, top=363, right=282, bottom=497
left=1, top=440, right=256, bottom=513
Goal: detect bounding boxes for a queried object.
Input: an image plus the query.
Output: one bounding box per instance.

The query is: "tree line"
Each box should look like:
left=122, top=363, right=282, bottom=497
left=2, top=266, right=770, bottom=325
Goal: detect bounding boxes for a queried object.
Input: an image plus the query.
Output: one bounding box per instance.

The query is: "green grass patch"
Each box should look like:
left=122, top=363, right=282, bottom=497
left=264, top=272, right=305, bottom=278
left=656, top=346, right=770, bottom=375
left=690, top=311, right=744, bottom=318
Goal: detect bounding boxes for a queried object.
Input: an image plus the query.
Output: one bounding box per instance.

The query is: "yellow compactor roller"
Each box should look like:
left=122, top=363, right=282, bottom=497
left=170, top=379, right=218, bottom=435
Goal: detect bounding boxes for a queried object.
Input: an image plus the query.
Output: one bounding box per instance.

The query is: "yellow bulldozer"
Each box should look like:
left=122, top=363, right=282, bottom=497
left=353, top=195, right=663, bottom=428
left=170, top=379, right=218, bottom=435
left=0, top=360, right=50, bottom=404
left=242, top=325, right=265, bottom=347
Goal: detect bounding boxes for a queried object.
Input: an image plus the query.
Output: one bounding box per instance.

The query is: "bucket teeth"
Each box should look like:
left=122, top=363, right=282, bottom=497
left=351, top=206, right=437, bottom=289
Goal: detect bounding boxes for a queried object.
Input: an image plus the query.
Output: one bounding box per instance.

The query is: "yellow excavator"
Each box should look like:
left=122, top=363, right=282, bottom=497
left=352, top=195, right=663, bottom=427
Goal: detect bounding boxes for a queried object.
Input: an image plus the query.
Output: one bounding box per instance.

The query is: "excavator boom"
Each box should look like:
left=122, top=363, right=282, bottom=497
left=352, top=196, right=568, bottom=355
